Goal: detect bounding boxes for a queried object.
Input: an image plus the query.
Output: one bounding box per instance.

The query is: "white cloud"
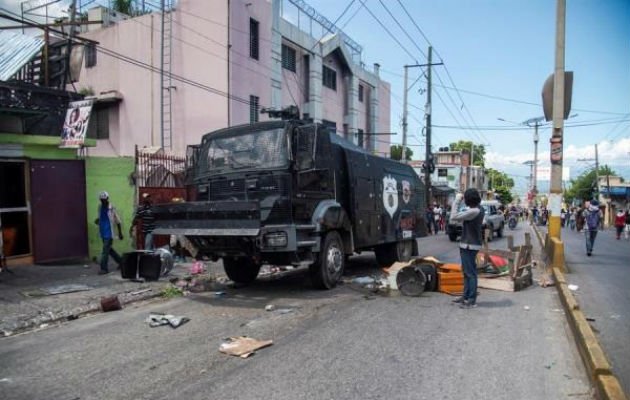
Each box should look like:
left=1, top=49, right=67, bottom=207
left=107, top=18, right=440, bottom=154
left=486, top=137, right=630, bottom=168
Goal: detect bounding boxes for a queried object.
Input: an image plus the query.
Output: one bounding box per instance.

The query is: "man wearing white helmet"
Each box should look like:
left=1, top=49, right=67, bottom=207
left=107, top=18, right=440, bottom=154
left=94, top=191, right=123, bottom=274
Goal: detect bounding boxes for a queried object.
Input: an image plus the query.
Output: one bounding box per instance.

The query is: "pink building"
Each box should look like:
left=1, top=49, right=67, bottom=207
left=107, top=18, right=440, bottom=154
left=228, top=0, right=391, bottom=157
left=74, top=0, right=390, bottom=157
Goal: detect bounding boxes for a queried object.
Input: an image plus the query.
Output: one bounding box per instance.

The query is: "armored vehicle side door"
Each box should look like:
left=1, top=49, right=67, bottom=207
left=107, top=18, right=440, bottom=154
left=292, top=124, right=334, bottom=222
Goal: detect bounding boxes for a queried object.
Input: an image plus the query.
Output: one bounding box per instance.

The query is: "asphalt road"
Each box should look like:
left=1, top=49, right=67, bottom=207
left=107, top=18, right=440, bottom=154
left=0, top=226, right=592, bottom=400
left=559, top=225, right=630, bottom=395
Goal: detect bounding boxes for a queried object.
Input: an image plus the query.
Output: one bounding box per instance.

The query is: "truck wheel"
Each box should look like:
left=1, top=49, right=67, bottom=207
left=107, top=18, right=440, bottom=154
left=448, top=233, right=458, bottom=242
left=223, top=257, right=261, bottom=284
left=310, top=231, right=345, bottom=290
left=497, top=223, right=504, bottom=238
left=374, top=245, right=396, bottom=267
left=395, top=240, right=413, bottom=262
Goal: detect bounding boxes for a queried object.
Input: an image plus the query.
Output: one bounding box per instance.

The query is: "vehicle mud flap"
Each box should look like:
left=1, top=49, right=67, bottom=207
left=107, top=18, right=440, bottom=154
left=396, top=266, right=426, bottom=296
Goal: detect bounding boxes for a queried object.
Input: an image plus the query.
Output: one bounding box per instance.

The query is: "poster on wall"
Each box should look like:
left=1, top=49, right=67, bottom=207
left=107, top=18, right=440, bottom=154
left=60, top=99, right=94, bottom=148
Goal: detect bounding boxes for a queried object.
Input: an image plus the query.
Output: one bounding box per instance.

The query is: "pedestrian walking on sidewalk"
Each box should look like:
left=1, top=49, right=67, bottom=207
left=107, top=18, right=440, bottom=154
left=614, top=210, right=625, bottom=240
left=131, top=193, right=156, bottom=250
left=425, top=206, right=434, bottom=235
left=95, top=191, right=123, bottom=274
left=449, top=188, right=484, bottom=309
left=584, top=199, right=601, bottom=256
left=569, top=207, right=576, bottom=230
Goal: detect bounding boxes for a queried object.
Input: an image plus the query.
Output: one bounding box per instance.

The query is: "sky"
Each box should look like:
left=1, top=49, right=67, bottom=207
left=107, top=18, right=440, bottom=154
left=305, top=0, right=630, bottom=195
left=1, top=0, right=628, bottom=195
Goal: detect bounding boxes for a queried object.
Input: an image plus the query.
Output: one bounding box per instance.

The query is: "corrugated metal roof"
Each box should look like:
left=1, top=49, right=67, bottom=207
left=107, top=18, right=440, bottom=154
left=0, top=31, right=44, bottom=81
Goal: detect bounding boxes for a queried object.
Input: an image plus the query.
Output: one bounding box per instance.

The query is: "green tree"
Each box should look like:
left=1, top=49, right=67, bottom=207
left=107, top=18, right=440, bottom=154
left=564, top=166, right=619, bottom=203
left=494, top=186, right=514, bottom=205
left=486, top=168, right=514, bottom=189
left=449, top=140, right=486, bottom=167
left=390, top=145, right=413, bottom=161
left=112, top=0, right=134, bottom=15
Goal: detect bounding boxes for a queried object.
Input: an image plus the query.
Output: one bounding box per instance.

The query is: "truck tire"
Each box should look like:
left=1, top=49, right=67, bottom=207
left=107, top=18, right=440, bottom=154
left=448, top=233, right=458, bottom=242
left=223, top=257, right=261, bottom=284
left=310, top=231, right=345, bottom=290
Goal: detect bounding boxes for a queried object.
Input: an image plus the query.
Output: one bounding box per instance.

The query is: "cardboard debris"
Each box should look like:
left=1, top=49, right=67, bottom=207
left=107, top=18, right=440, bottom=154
left=219, top=336, right=273, bottom=358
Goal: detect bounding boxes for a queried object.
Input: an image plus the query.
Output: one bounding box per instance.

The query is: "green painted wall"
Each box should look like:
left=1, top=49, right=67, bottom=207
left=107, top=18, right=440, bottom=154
left=85, top=157, right=135, bottom=260
left=0, top=133, right=96, bottom=160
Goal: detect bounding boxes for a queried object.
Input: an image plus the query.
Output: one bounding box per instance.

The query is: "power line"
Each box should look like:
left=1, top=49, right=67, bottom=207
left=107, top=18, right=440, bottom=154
left=433, top=118, right=630, bottom=130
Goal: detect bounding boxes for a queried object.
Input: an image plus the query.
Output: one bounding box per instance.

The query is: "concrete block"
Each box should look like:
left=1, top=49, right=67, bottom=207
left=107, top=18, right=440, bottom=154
left=572, top=310, right=613, bottom=376
left=597, top=374, right=629, bottom=400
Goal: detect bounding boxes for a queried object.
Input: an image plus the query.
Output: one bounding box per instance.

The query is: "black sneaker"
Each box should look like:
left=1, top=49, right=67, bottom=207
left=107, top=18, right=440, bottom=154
left=587, top=252, right=592, bottom=257
left=452, top=296, right=465, bottom=304
left=459, top=301, right=477, bottom=309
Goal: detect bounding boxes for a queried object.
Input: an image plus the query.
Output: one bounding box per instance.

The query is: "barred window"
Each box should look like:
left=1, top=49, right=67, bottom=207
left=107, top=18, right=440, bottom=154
left=249, top=95, right=259, bottom=123
left=281, top=44, right=296, bottom=72
left=85, top=43, right=97, bottom=68
left=358, top=84, right=364, bottom=102
left=322, top=65, right=336, bottom=91
left=249, top=18, right=259, bottom=60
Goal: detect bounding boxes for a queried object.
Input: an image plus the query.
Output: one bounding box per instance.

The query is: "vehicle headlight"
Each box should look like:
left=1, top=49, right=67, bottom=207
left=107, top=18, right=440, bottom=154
left=264, top=232, right=287, bottom=247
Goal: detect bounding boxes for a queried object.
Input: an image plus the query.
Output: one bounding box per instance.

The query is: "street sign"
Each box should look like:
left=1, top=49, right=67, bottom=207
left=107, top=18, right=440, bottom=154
left=542, top=71, right=573, bottom=122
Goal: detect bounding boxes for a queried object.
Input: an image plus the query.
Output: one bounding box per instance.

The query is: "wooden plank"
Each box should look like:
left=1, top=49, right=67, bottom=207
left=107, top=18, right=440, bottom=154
left=478, top=276, right=515, bottom=292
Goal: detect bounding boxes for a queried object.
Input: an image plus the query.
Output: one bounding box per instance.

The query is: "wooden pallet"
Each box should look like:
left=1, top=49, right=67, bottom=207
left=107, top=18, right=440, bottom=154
left=477, top=231, right=534, bottom=292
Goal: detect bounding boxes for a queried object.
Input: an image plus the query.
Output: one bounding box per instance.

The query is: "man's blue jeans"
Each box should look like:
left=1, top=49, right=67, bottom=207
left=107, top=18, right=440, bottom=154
left=144, top=232, right=154, bottom=251
left=585, top=230, right=598, bottom=254
left=100, top=238, right=122, bottom=272
left=460, top=248, right=479, bottom=304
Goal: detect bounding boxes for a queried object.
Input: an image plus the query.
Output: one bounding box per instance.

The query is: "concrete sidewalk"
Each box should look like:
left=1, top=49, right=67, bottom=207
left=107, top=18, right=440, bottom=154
left=0, top=259, right=224, bottom=336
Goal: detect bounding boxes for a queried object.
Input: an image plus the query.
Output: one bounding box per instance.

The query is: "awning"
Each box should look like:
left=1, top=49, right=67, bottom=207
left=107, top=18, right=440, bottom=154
left=600, top=186, right=630, bottom=197
left=432, top=185, right=455, bottom=195
left=0, top=31, right=44, bottom=81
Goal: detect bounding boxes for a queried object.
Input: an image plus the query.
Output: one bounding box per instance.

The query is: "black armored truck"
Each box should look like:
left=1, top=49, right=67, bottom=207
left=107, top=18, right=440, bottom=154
left=152, top=111, right=428, bottom=289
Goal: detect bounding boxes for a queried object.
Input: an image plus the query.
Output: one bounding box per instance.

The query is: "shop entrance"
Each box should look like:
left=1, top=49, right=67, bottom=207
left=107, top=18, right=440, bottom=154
left=30, top=160, right=88, bottom=263
left=0, top=160, right=31, bottom=259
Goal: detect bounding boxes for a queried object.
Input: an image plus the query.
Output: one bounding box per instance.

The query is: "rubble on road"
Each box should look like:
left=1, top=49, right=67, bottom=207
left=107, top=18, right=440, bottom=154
left=219, top=336, right=273, bottom=358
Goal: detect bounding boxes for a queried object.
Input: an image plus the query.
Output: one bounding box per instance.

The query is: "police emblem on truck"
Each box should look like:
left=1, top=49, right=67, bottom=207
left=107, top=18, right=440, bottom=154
left=383, top=175, right=398, bottom=218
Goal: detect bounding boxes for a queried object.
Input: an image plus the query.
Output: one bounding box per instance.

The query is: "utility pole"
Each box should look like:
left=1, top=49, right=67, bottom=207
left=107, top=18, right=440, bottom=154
left=400, top=49, right=442, bottom=205
left=401, top=66, right=408, bottom=164
left=533, top=120, right=539, bottom=194
left=548, top=0, right=566, bottom=241
left=595, top=143, right=600, bottom=195
left=61, top=0, right=78, bottom=88
left=425, top=46, right=432, bottom=206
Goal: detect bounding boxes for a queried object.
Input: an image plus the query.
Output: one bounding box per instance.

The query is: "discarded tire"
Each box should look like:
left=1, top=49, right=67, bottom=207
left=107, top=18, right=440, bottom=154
left=396, top=266, right=426, bottom=297
left=417, top=263, right=437, bottom=292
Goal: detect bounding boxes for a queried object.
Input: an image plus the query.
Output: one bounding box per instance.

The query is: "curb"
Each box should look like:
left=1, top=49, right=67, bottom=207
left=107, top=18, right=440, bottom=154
left=1, top=286, right=165, bottom=338
left=530, top=222, right=627, bottom=399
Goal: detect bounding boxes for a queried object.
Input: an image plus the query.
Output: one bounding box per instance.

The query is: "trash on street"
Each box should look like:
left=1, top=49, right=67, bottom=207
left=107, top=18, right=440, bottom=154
left=568, top=284, right=579, bottom=291
left=39, top=284, right=93, bottom=295
left=145, top=313, right=190, bottom=328
left=219, top=336, right=273, bottom=358
left=101, top=295, right=122, bottom=312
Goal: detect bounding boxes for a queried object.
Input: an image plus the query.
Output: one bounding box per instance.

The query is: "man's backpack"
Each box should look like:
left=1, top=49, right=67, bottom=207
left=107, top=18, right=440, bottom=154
left=586, top=209, right=600, bottom=230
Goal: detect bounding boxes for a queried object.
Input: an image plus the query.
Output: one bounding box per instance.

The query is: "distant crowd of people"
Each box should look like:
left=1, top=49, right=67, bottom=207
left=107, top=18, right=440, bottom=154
left=529, top=200, right=630, bottom=256
left=425, top=203, right=448, bottom=234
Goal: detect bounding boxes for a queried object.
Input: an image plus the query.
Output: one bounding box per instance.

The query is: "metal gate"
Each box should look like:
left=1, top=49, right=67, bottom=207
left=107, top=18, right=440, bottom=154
left=30, top=160, right=88, bottom=263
